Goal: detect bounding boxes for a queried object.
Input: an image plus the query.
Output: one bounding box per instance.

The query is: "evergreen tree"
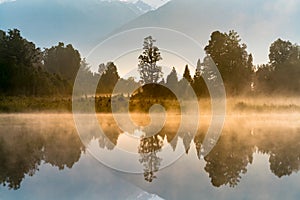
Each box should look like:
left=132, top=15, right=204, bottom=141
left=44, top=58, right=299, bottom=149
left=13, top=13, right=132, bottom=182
left=97, top=62, right=120, bottom=94
left=138, top=36, right=163, bottom=84
left=183, top=64, right=192, bottom=84
left=166, top=67, right=178, bottom=91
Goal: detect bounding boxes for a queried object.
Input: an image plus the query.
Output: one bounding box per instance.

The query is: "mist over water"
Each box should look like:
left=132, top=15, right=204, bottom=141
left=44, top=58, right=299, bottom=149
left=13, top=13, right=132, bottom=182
left=0, top=112, right=299, bottom=199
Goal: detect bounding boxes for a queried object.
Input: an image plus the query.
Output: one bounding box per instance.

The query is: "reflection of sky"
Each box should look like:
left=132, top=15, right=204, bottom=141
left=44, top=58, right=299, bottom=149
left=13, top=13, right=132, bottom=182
left=2, top=115, right=300, bottom=199
left=121, top=144, right=300, bottom=200
left=2, top=144, right=300, bottom=200
left=0, top=152, right=163, bottom=200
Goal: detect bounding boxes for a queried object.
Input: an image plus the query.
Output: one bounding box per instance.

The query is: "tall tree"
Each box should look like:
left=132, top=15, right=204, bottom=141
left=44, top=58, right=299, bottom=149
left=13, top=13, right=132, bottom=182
left=204, top=30, right=253, bottom=95
left=138, top=36, right=163, bottom=84
left=166, top=67, right=178, bottom=92
left=192, top=65, right=205, bottom=97
left=256, top=38, right=300, bottom=94
left=269, top=39, right=298, bottom=67
left=44, top=42, right=81, bottom=84
left=183, top=64, right=193, bottom=84
left=0, top=29, right=68, bottom=96
left=97, top=62, right=120, bottom=94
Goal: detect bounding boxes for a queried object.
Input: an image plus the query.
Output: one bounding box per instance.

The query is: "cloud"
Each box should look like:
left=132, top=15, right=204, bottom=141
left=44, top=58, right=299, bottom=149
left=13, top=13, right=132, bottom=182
left=264, top=0, right=300, bottom=14
left=0, top=0, right=16, bottom=4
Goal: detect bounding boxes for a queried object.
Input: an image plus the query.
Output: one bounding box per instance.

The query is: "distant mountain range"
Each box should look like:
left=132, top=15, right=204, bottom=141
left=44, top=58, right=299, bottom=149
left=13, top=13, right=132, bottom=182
left=117, top=0, right=300, bottom=64
left=0, top=0, right=154, bottom=53
left=1, top=0, right=299, bottom=64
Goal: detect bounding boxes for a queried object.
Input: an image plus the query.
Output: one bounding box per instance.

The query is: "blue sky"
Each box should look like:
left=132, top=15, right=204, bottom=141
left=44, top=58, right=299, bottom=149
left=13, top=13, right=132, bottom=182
left=1, top=0, right=300, bottom=73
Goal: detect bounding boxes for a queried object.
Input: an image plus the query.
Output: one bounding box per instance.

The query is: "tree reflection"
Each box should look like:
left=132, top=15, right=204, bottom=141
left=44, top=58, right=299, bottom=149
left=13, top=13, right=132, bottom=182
left=256, top=127, right=300, bottom=178
left=98, top=124, right=121, bottom=150
left=138, top=134, right=163, bottom=182
left=1, top=115, right=300, bottom=190
left=203, top=130, right=255, bottom=187
left=0, top=115, right=84, bottom=190
left=0, top=130, right=43, bottom=190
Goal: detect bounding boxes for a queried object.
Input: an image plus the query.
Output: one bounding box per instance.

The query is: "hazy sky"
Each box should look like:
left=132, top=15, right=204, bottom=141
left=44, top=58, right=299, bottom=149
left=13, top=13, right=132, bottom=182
left=0, top=0, right=15, bottom=3
left=1, top=0, right=299, bottom=75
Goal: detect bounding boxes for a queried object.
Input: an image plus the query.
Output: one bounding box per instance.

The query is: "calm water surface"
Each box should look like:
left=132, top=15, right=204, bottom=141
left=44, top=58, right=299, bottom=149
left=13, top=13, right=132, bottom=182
left=0, top=113, right=300, bottom=200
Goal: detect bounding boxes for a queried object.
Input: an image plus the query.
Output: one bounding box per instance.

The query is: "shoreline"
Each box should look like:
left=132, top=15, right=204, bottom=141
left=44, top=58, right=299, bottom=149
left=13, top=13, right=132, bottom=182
left=0, top=96, right=300, bottom=114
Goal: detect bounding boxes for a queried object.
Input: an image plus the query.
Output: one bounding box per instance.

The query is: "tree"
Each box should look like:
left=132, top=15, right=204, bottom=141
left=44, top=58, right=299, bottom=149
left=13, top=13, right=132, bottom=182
left=269, top=39, right=297, bottom=67
left=204, top=30, right=253, bottom=95
left=74, top=58, right=97, bottom=95
left=138, top=36, right=163, bottom=84
left=113, top=77, right=141, bottom=95
left=178, top=64, right=193, bottom=98
left=44, top=42, right=81, bottom=84
left=166, top=67, right=178, bottom=91
left=183, top=64, right=192, bottom=84
left=0, top=29, right=70, bottom=96
left=97, top=62, right=120, bottom=94
left=256, top=39, right=300, bottom=94
left=191, top=60, right=209, bottom=97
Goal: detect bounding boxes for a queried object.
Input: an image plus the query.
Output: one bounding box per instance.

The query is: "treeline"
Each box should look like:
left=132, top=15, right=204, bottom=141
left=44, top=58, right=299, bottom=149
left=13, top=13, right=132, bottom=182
left=0, top=29, right=139, bottom=97
left=0, top=29, right=299, bottom=98
left=153, top=30, right=300, bottom=97
left=255, top=39, right=300, bottom=95
left=0, top=29, right=71, bottom=96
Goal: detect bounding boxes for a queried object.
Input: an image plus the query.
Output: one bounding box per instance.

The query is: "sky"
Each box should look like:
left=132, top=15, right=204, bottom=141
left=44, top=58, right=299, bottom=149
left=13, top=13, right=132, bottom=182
left=1, top=0, right=299, bottom=76
left=0, top=0, right=15, bottom=3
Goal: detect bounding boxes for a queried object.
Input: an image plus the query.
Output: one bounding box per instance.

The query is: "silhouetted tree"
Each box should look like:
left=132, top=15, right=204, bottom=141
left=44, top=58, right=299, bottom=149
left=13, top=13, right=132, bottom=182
left=192, top=60, right=209, bottom=97
left=0, top=29, right=70, bottom=96
left=97, top=62, right=120, bottom=94
left=113, top=77, right=141, bottom=95
left=138, top=36, right=163, bottom=84
left=204, top=30, right=253, bottom=95
left=166, top=67, right=178, bottom=92
left=256, top=39, right=300, bottom=94
left=183, top=64, right=193, bottom=84
left=44, top=42, right=81, bottom=84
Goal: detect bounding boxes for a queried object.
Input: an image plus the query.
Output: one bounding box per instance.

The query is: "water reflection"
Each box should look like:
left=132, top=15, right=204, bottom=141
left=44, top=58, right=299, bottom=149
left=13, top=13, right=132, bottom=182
left=0, top=114, right=84, bottom=189
left=0, top=114, right=300, bottom=190
left=138, top=134, right=163, bottom=182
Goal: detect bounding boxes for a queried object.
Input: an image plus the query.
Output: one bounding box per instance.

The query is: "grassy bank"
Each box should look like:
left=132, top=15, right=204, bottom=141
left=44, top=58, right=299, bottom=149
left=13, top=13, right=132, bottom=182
left=0, top=96, right=72, bottom=113
left=0, top=96, right=300, bottom=114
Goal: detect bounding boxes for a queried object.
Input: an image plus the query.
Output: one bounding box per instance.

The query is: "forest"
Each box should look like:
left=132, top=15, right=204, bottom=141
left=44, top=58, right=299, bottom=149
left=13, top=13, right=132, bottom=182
left=0, top=28, right=299, bottom=112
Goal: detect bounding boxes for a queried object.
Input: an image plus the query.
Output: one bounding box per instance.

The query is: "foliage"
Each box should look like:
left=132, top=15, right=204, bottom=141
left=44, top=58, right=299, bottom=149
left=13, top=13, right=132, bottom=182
left=96, top=62, right=120, bottom=94
left=44, top=42, right=81, bottom=84
left=256, top=38, right=300, bottom=94
left=0, top=29, right=71, bottom=96
left=204, top=30, right=253, bottom=95
left=138, top=36, right=163, bottom=84
left=166, top=67, right=178, bottom=92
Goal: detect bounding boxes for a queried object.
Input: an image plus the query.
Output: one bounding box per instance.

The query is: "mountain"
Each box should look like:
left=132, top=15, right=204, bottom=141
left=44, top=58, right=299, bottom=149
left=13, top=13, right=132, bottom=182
left=126, top=191, right=164, bottom=200
left=132, top=0, right=154, bottom=14
left=117, top=0, right=300, bottom=64
left=0, top=0, right=152, bottom=54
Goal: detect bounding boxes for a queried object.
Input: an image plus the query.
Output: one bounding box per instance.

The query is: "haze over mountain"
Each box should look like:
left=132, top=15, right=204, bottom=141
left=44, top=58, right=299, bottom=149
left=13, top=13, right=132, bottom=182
left=117, top=0, right=300, bottom=64
left=1, top=0, right=299, bottom=65
left=0, top=0, right=154, bottom=54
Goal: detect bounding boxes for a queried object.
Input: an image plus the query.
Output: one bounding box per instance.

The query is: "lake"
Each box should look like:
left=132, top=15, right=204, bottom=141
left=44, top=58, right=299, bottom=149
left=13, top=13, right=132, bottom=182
left=0, top=113, right=300, bottom=200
